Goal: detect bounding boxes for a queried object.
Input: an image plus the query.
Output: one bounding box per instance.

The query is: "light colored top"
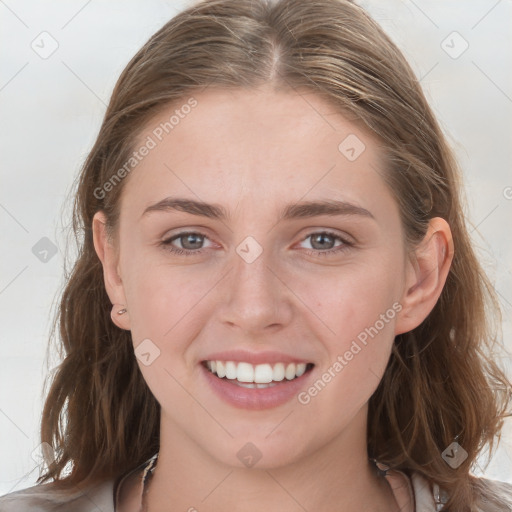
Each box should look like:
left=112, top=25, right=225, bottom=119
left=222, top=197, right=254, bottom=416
left=1, top=455, right=511, bottom=511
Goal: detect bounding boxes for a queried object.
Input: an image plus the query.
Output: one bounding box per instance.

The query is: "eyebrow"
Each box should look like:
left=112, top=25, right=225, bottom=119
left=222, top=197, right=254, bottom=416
left=141, top=197, right=375, bottom=221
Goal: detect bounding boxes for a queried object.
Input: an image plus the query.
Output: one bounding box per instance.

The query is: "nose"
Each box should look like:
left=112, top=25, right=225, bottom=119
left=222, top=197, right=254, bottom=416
left=216, top=245, right=294, bottom=335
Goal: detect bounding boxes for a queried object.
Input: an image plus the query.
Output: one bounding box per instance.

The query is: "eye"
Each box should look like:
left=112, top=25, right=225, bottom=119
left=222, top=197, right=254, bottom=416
left=161, top=231, right=212, bottom=256
left=298, top=231, right=353, bottom=256
left=160, top=230, right=354, bottom=257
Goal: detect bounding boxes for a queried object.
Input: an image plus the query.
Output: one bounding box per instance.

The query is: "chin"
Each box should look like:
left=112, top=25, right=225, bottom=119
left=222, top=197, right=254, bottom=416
left=197, top=430, right=311, bottom=470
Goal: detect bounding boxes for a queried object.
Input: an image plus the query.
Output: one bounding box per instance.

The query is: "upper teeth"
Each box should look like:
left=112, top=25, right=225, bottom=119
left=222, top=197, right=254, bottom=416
left=205, top=361, right=308, bottom=383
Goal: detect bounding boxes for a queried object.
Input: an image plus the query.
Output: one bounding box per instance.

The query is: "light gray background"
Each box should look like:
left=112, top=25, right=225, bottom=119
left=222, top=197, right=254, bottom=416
left=1, top=0, right=511, bottom=495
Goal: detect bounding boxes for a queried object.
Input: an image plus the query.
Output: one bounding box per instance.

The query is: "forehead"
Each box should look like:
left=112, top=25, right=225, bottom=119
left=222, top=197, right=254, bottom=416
left=121, top=86, right=393, bottom=219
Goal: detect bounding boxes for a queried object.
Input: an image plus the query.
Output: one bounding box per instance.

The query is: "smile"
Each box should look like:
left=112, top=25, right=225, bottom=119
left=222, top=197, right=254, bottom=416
left=203, top=360, right=313, bottom=387
left=199, top=350, right=316, bottom=409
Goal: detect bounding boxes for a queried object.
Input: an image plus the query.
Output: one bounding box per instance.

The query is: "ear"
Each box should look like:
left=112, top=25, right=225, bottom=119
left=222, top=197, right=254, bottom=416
left=92, top=211, right=131, bottom=331
left=394, top=217, right=454, bottom=335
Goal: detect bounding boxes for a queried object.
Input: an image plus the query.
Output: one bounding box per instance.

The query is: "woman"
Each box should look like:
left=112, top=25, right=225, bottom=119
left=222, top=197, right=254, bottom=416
left=1, top=0, right=511, bottom=510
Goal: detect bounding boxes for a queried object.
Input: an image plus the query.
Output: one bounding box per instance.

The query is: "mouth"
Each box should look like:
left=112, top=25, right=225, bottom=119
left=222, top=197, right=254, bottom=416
left=201, top=360, right=315, bottom=388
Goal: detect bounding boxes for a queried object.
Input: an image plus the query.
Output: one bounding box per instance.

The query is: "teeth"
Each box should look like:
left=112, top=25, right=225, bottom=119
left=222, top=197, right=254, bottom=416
left=236, top=381, right=278, bottom=389
left=295, top=363, right=306, bottom=377
left=237, top=362, right=254, bottom=382
left=225, top=361, right=237, bottom=380
left=273, top=363, right=285, bottom=381
left=204, top=360, right=310, bottom=383
left=285, top=363, right=296, bottom=380
left=254, top=363, right=273, bottom=383
left=216, top=361, right=226, bottom=378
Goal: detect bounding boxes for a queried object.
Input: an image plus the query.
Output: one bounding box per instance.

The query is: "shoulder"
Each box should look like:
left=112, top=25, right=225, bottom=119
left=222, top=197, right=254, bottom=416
left=409, top=471, right=512, bottom=511
left=0, top=453, right=157, bottom=512
left=0, top=478, right=115, bottom=512
left=472, top=476, right=512, bottom=512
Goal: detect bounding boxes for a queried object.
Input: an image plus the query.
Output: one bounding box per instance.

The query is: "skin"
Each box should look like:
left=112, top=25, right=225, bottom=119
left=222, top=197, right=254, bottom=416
left=93, top=85, right=453, bottom=512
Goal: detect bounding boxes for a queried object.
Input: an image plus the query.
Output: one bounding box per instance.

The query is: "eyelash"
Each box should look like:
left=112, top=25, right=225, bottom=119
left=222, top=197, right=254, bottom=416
left=161, top=230, right=353, bottom=257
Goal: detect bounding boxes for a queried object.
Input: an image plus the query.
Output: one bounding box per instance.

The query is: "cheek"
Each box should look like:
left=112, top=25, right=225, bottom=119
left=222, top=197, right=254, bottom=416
left=123, top=262, right=218, bottom=412
left=294, top=309, right=397, bottom=445
left=293, top=261, right=401, bottom=423
left=294, top=254, right=401, bottom=343
left=122, top=251, right=219, bottom=360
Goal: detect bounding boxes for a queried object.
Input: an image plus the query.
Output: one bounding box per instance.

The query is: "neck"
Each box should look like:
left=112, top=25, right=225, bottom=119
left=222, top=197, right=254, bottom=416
left=144, top=407, right=398, bottom=512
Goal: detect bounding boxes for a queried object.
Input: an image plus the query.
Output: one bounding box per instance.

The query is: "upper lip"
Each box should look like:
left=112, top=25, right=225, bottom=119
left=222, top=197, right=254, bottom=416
left=202, top=349, right=313, bottom=366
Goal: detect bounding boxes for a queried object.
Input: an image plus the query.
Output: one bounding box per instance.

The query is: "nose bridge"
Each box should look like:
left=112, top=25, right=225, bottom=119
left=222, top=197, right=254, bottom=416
left=218, top=238, right=292, bottom=331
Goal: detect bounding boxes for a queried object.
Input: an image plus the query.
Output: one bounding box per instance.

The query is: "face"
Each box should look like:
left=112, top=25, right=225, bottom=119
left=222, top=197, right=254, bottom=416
left=95, top=86, right=419, bottom=469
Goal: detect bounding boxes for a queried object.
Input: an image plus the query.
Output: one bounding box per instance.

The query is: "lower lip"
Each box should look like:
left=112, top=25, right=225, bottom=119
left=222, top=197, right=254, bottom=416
left=200, top=363, right=314, bottom=410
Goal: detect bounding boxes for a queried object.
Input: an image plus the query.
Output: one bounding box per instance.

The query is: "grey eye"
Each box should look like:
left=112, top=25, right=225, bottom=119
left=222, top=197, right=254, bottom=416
left=176, top=233, right=205, bottom=250
left=308, top=233, right=337, bottom=250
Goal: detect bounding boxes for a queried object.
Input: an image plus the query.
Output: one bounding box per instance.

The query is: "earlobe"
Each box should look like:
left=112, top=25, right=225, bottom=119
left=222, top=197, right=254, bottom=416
left=394, top=217, right=454, bottom=335
left=110, top=304, right=129, bottom=329
left=92, top=211, right=131, bottom=331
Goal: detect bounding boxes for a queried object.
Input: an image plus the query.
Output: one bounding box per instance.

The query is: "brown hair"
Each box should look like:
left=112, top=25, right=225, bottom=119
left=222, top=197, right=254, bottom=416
left=38, top=0, right=511, bottom=509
